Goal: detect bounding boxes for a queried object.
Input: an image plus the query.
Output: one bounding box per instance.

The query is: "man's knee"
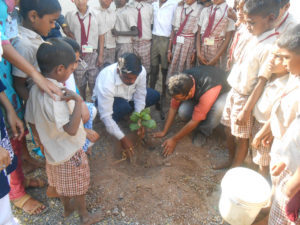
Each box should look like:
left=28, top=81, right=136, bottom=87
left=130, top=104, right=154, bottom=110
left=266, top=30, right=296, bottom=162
left=178, top=101, right=193, bottom=122
left=146, top=88, right=160, bottom=107
left=112, top=98, right=133, bottom=122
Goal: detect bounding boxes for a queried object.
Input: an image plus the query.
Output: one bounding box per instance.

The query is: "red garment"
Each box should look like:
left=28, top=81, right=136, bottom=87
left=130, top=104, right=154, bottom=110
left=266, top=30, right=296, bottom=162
left=9, top=137, right=26, bottom=200
left=173, top=8, right=193, bottom=45
left=201, top=6, right=218, bottom=42
left=171, top=85, right=222, bottom=121
left=76, top=13, right=91, bottom=47
left=285, top=190, right=300, bottom=222
left=137, top=7, right=142, bottom=38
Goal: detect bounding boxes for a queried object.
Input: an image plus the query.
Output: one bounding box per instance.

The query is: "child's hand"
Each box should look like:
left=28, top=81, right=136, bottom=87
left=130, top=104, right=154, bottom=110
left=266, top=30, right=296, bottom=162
left=197, top=54, right=208, bottom=65
left=285, top=168, right=300, bottom=199
left=7, top=111, right=24, bottom=141
left=111, top=28, right=117, bottom=36
left=207, top=57, right=218, bottom=66
left=190, top=51, right=196, bottom=64
left=167, top=51, right=173, bottom=63
left=235, top=109, right=250, bottom=125
left=271, top=162, right=286, bottom=176
left=0, top=147, right=11, bottom=171
left=61, top=88, right=82, bottom=102
left=227, top=8, right=237, bottom=22
left=84, top=128, right=100, bottom=143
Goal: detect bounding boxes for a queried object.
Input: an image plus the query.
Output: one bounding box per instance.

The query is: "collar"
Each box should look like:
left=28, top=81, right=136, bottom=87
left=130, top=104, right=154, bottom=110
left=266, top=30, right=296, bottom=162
left=275, top=11, right=289, bottom=28
left=256, top=28, right=276, bottom=42
left=76, top=6, right=91, bottom=18
left=133, top=1, right=144, bottom=8
left=18, top=25, right=43, bottom=40
left=114, top=66, right=124, bottom=86
left=213, top=2, right=226, bottom=10
left=184, top=1, right=197, bottom=10
left=46, top=78, right=64, bottom=88
left=157, top=0, right=177, bottom=9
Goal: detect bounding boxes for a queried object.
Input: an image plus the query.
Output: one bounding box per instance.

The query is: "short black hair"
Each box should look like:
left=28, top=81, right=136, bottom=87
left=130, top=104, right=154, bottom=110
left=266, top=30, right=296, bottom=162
left=61, top=37, right=81, bottom=53
left=37, top=38, right=76, bottom=75
left=118, top=53, right=142, bottom=76
left=20, top=0, right=61, bottom=19
left=244, top=0, right=280, bottom=18
left=277, top=24, right=300, bottom=55
left=168, top=73, right=193, bottom=97
left=280, top=0, right=289, bottom=8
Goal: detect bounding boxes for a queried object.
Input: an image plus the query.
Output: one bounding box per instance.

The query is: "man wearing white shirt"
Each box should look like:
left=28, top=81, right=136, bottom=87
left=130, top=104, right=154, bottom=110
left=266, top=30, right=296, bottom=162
left=150, top=0, right=177, bottom=109
left=93, top=53, right=160, bottom=154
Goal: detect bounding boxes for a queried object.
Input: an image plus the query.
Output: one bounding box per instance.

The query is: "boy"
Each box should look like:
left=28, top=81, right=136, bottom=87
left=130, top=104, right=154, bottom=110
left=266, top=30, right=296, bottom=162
left=25, top=39, right=104, bottom=224
left=251, top=46, right=289, bottom=176
left=131, top=0, right=153, bottom=75
left=253, top=26, right=300, bottom=225
left=219, top=0, right=280, bottom=169
left=275, top=0, right=297, bottom=35
left=113, top=0, right=138, bottom=59
left=167, top=0, right=203, bottom=78
left=196, top=0, right=235, bottom=69
left=65, top=0, right=107, bottom=100
left=98, top=0, right=117, bottom=65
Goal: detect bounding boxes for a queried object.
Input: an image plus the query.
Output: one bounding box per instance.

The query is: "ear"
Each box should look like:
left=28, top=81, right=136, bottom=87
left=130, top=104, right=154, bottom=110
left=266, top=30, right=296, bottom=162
left=56, top=64, right=66, bottom=75
left=284, top=3, right=290, bottom=12
left=27, top=10, right=39, bottom=23
left=268, top=13, right=277, bottom=24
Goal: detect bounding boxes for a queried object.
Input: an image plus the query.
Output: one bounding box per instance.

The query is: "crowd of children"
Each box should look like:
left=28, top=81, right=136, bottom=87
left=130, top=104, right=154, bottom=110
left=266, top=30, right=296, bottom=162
left=0, top=0, right=299, bottom=224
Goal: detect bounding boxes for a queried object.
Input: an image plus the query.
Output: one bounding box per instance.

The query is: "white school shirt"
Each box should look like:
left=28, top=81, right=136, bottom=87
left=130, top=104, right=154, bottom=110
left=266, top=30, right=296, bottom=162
left=253, top=74, right=289, bottom=124
left=152, top=0, right=178, bottom=37
left=198, top=2, right=235, bottom=36
left=131, top=1, right=153, bottom=41
left=65, top=7, right=108, bottom=50
left=227, top=29, right=278, bottom=96
left=98, top=3, right=117, bottom=49
left=92, top=63, right=147, bottom=140
left=275, top=11, right=297, bottom=35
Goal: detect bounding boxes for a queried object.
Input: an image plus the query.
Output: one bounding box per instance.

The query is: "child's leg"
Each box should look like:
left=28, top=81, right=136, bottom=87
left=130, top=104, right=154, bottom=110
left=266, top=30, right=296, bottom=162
left=232, top=137, right=249, bottom=167
left=60, top=196, right=74, bottom=217
left=73, top=195, right=105, bottom=225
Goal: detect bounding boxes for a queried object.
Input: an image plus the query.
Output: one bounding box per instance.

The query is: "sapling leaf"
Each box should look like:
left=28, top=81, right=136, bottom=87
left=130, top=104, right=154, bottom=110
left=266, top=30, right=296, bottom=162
left=141, top=113, right=151, bottom=121
left=141, top=108, right=150, bottom=115
left=130, top=112, right=140, bottom=122
left=141, top=119, right=156, bottom=129
left=130, top=123, right=140, bottom=131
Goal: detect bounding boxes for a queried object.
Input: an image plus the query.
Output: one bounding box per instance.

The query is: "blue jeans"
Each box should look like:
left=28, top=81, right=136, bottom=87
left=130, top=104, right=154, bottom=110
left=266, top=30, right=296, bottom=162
left=112, top=88, right=160, bottom=122
left=177, top=92, right=228, bottom=136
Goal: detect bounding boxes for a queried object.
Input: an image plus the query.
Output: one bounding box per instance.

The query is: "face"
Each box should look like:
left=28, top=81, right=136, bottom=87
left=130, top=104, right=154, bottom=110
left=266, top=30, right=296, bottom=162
left=280, top=48, right=300, bottom=75
left=100, top=0, right=112, bottom=9
left=74, top=0, right=88, bottom=11
left=119, top=70, right=138, bottom=86
left=212, top=0, right=224, bottom=5
left=58, top=62, right=77, bottom=82
left=30, top=11, right=60, bottom=36
left=271, top=46, right=287, bottom=75
left=236, top=1, right=245, bottom=24
left=185, top=0, right=196, bottom=5
left=244, top=13, right=273, bottom=36
left=73, top=52, right=80, bottom=70
left=159, top=0, right=167, bottom=4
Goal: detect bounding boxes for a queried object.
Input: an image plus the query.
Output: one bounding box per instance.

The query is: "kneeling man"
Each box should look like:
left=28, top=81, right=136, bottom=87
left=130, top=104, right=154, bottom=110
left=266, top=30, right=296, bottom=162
left=153, top=66, right=228, bottom=156
left=93, top=53, right=160, bottom=156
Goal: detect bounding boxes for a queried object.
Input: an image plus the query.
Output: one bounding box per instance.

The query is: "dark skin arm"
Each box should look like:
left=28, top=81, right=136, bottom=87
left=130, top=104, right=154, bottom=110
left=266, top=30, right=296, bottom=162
left=153, top=107, right=178, bottom=138
left=2, top=44, right=62, bottom=99
left=97, top=34, right=105, bottom=67
left=111, top=26, right=139, bottom=37
left=167, top=29, right=175, bottom=63
left=285, top=167, right=300, bottom=199
left=62, top=89, right=84, bottom=136
left=196, top=26, right=208, bottom=65
left=207, top=31, right=233, bottom=66
left=252, top=119, right=273, bottom=149
left=236, top=77, right=267, bottom=125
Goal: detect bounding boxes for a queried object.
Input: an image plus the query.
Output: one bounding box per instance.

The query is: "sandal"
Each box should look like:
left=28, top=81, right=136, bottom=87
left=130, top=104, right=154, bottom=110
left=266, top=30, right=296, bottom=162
left=12, top=194, right=48, bottom=215
left=24, top=177, right=46, bottom=189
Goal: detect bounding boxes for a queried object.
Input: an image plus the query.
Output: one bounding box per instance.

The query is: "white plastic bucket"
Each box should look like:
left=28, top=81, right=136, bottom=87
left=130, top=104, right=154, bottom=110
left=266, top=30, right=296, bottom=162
left=219, top=167, right=271, bottom=225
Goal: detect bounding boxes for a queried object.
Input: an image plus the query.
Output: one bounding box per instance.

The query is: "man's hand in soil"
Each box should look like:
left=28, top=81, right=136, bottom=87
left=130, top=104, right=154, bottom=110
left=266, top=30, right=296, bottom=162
left=120, top=136, right=134, bottom=158
left=162, top=138, right=177, bottom=157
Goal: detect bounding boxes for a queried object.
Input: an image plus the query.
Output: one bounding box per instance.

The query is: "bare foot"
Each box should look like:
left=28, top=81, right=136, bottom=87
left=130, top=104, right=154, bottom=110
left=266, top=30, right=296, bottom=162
left=211, top=160, right=232, bottom=170
left=63, top=201, right=75, bottom=217
left=12, top=194, right=47, bottom=215
left=81, top=211, right=106, bottom=225
left=46, top=186, right=60, bottom=198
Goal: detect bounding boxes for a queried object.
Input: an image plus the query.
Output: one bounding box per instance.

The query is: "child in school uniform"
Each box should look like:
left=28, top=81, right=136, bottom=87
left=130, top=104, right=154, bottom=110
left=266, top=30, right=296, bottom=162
left=251, top=45, right=289, bottom=176
left=25, top=39, right=105, bottom=224
left=275, top=0, right=297, bottom=35
left=218, top=0, right=280, bottom=169
left=113, top=0, right=138, bottom=59
left=196, top=0, right=235, bottom=69
left=252, top=26, right=300, bottom=225
left=131, top=0, right=153, bottom=76
left=98, top=0, right=117, bottom=65
left=65, top=0, right=108, bottom=100
left=167, top=0, right=203, bottom=78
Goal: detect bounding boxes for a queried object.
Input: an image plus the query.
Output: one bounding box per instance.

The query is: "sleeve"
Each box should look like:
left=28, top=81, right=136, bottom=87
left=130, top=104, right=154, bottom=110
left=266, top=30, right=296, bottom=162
left=192, top=85, right=222, bottom=121
left=43, top=96, right=70, bottom=132
left=257, top=44, right=273, bottom=79
left=258, top=49, right=275, bottom=80
left=95, top=75, right=125, bottom=140
left=11, top=42, right=34, bottom=78
left=170, top=98, right=181, bottom=109
left=172, top=6, right=180, bottom=29
left=226, top=18, right=236, bottom=32
left=133, top=67, right=147, bottom=113
left=127, top=8, right=138, bottom=28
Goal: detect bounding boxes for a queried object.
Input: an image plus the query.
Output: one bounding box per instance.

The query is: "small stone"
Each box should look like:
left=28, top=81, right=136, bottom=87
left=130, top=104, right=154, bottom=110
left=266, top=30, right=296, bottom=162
left=106, top=210, right=111, bottom=215
left=112, top=207, right=119, bottom=216
left=164, top=162, right=171, bottom=167
left=121, top=211, right=125, bottom=217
